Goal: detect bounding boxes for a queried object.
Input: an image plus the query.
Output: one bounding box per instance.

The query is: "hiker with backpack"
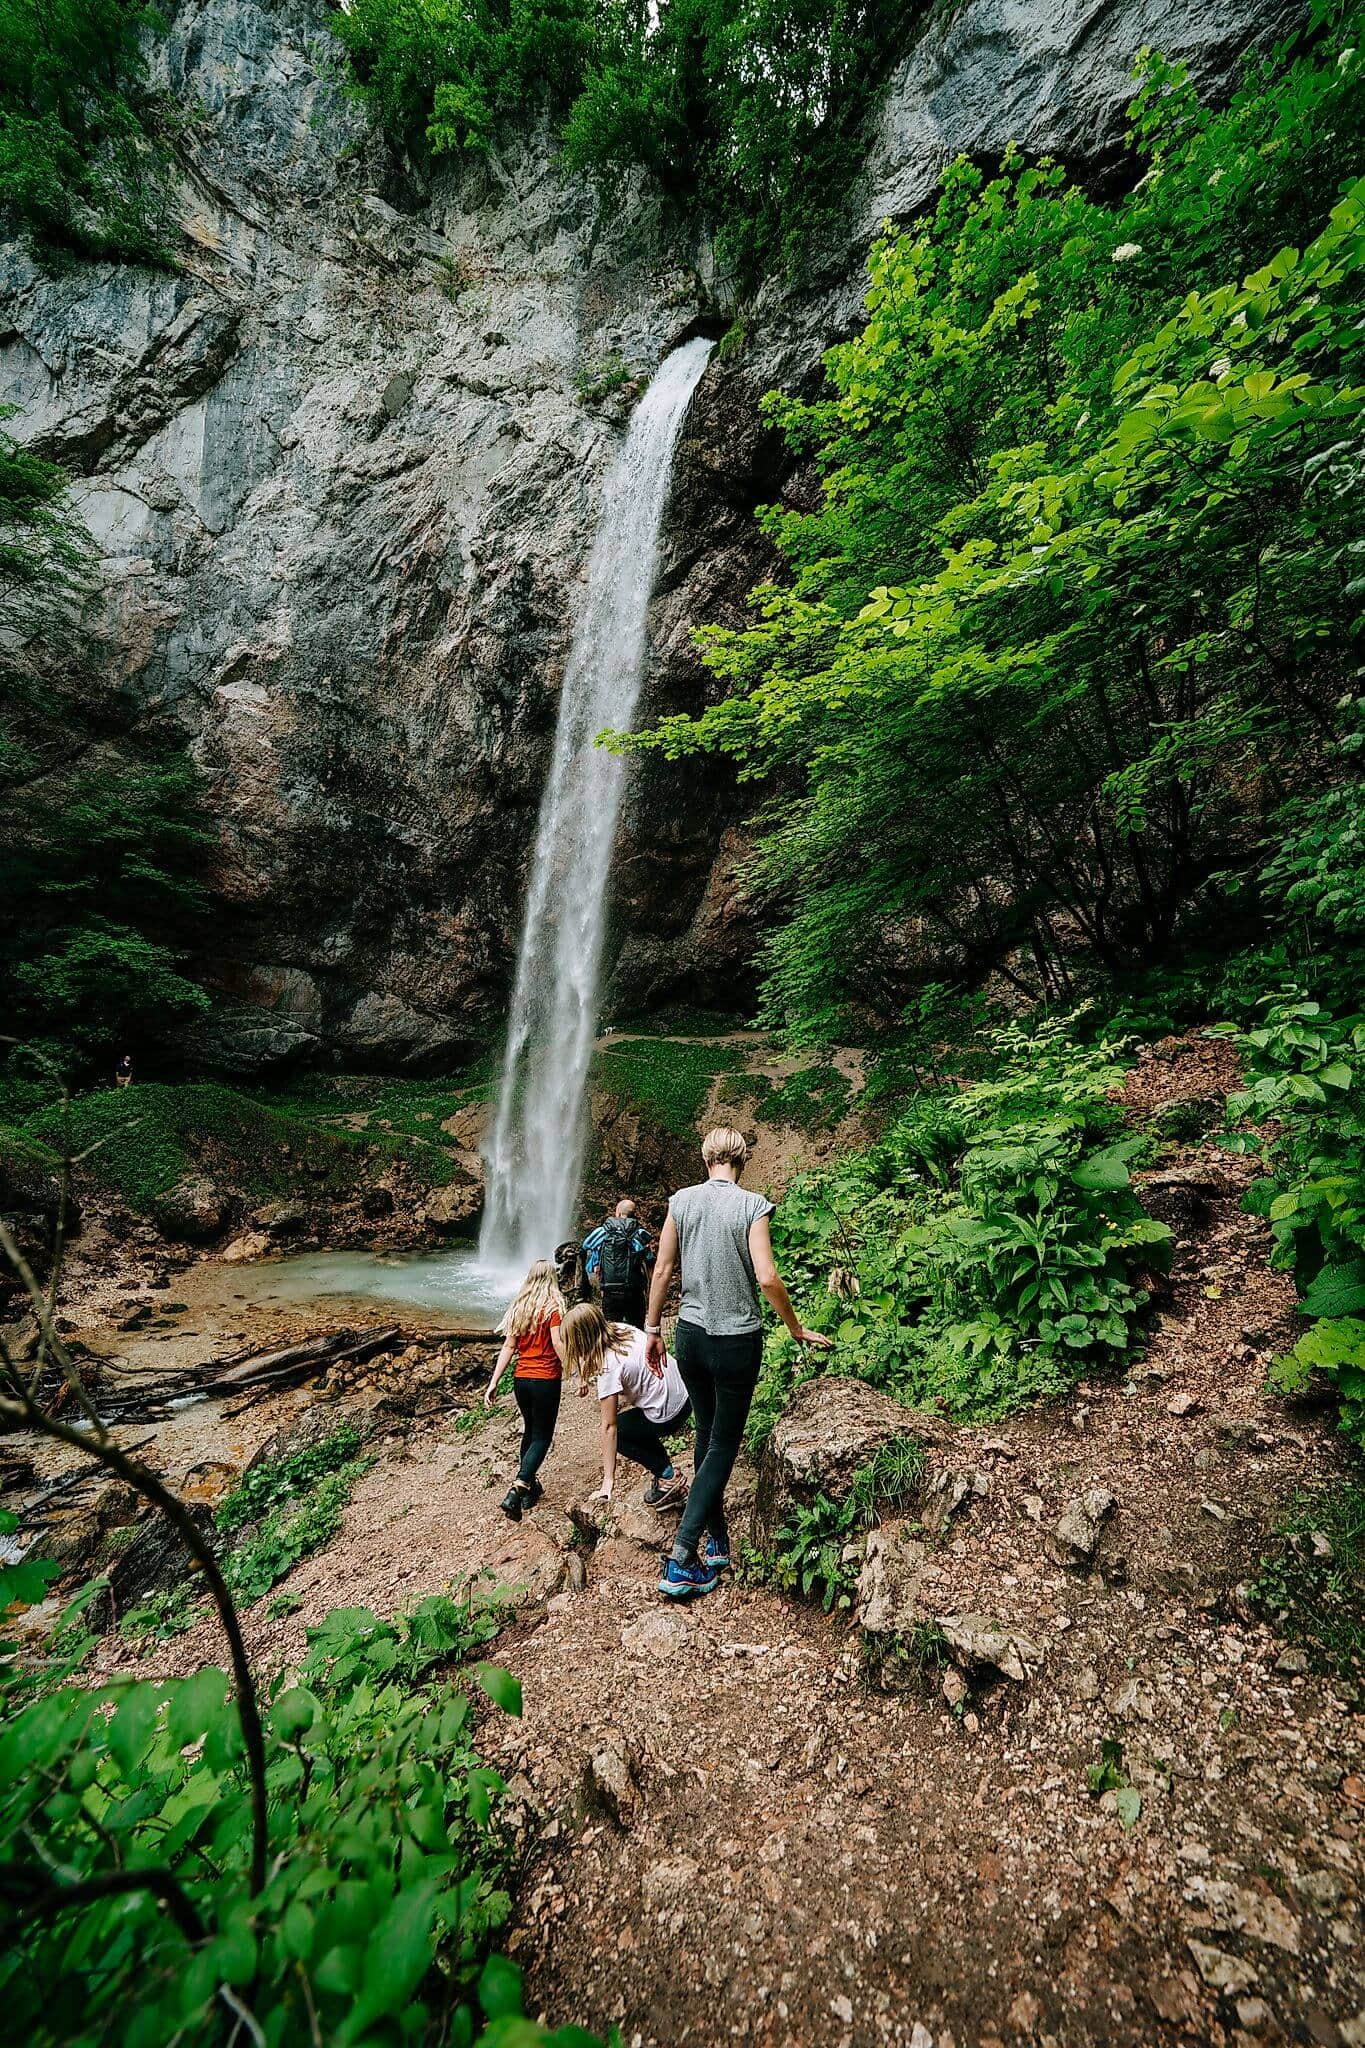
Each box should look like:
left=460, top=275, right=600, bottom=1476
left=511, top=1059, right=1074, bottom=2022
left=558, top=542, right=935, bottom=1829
left=582, top=1198, right=654, bottom=1327
left=645, top=1126, right=833, bottom=1600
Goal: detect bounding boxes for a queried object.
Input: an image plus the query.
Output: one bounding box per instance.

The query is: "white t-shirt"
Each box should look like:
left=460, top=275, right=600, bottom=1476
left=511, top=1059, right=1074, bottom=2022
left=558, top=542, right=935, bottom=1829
left=596, top=1325, right=688, bottom=1426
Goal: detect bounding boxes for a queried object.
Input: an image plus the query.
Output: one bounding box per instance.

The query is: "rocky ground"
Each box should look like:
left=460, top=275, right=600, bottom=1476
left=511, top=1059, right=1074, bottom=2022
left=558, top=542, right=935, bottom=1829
left=6, top=1036, right=1363, bottom=2048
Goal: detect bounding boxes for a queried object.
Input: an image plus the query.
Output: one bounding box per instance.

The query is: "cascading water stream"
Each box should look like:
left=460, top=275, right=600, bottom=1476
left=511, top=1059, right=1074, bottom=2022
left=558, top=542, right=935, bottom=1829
left=479, top=335, right=715, bottom=1275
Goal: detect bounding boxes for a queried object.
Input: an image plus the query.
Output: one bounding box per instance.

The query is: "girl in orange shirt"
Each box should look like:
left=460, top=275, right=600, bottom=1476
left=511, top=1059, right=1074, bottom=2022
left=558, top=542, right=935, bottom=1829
left=484, top=1259, right=566, bottom=1520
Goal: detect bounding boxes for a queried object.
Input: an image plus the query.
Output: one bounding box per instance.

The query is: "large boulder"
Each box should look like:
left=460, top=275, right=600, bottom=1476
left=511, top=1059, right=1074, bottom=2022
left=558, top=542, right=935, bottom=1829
left=753, top=1373, right=942, bottom=1542
left=419, top=1181, right=484, bottom=1237
left=149, top=1174, right=227, bottom=1242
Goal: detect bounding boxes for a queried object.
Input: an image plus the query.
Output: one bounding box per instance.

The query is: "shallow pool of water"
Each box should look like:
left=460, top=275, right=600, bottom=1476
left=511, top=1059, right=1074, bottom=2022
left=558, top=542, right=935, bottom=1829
left=221, top=1248, right=519, bottom=1331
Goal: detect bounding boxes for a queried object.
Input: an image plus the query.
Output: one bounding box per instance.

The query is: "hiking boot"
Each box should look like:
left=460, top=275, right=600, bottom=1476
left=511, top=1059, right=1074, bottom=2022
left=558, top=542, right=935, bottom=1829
left=524, top=1478, right=543, bottom=1507
left=658, top=1557, right=719, bottom=1600
left=704, top=1536, right=731, bottom=1571
left=644, top=1474, right=685, bottom=1508
left=499, top=1486, right=524, bottom=1522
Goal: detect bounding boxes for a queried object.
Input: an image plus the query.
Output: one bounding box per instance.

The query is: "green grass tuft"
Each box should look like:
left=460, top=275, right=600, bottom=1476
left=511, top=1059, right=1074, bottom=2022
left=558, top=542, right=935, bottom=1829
left=591, top=1038, right=750, bottom=1138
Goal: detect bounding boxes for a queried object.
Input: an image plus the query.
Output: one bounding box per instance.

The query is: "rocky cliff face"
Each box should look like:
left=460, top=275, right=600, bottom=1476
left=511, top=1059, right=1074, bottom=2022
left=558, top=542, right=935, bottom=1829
left=1, top=0, right=1294, bottom=1071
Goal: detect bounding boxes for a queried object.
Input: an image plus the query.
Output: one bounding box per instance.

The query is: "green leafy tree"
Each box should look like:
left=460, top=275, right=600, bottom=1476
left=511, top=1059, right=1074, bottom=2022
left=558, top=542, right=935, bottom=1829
left=332, top=0, right=920, bottom=284
left=619, top=16, right=1365, bottom=1040
left=0, top=0, right=172, bottom=260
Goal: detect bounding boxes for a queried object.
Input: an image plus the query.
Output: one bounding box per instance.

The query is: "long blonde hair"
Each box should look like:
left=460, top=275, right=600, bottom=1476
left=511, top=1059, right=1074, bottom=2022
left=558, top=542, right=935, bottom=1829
left=499, top=1260, right=566, bottom=1340
left=560, top=1301, right=631, bottom=1388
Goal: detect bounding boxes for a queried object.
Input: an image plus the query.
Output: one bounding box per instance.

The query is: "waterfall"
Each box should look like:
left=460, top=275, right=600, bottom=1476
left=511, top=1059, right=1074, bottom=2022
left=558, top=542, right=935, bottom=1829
left=479, top=335, right=714, bottom=1275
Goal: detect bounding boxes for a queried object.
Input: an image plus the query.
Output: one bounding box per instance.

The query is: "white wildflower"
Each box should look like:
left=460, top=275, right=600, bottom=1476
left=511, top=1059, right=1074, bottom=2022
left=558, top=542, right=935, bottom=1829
left=1112, top=242, right=1142, bottom=263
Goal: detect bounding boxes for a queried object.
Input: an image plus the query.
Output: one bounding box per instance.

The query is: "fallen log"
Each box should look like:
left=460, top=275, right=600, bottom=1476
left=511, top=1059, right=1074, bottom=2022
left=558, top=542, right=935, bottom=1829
left=78, top=1327, right=406, bottom=1426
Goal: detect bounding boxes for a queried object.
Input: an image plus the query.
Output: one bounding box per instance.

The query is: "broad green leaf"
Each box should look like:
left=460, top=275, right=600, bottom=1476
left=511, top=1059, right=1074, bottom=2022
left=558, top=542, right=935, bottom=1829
left=475, top=1663, right=523, bottom=1717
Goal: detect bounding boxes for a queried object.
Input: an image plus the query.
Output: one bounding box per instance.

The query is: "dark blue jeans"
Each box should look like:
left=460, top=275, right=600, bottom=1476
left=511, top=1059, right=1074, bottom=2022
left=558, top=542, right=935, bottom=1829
left=671, top=1322, right=762, bottom=1563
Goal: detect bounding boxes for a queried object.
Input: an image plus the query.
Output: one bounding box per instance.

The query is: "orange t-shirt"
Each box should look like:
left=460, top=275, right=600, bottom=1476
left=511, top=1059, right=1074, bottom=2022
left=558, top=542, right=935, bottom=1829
left=514, top=1312, right=562, bottom=1381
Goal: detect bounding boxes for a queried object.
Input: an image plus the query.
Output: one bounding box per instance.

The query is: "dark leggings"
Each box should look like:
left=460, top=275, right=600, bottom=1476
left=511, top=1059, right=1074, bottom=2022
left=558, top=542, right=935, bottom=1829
left=615, top=1399, right=691, bottom=1479
left=672, top=1322, right=762, bottom=1563
left=513, top=1377, right=561, bottom=1487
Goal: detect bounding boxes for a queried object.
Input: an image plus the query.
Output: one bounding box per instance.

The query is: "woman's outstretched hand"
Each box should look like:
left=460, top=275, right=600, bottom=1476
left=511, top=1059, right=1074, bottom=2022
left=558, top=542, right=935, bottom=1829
left=798, top=1329, right=834, bottom=1351
left=589, top=1483, right=612, bottom=1502
left=483, top=1387, right=497, bottom=1409
left=645, top=1331, right=667, bottom=1376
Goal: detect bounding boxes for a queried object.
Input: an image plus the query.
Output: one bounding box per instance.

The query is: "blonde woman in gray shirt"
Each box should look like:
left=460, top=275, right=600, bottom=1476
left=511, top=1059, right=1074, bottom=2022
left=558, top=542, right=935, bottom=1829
left=645, top=1126, right=832, bottom=1599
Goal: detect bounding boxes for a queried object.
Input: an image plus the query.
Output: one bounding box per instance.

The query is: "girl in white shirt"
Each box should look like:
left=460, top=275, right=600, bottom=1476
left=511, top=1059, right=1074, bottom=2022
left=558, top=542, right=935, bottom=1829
left=560, top=1303, right=691, bottom=1507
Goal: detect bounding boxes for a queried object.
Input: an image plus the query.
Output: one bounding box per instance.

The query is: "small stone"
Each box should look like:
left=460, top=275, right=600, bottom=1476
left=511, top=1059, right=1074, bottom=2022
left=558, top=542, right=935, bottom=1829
left=583, top=1736, right=639, bottom=1827
left=642, top=1855, right=699, bottom=1905
left=1235, top=1998, right=1271, bottom=2031
left=1168, top=1390, right=1202, bottom=1417
left=222, top=1231, right=269, bottom=1264
left=1051, top=1488, right=1116, bottom=1567
left=1274, top=1647, right=1310, bottom=1676
left=1007, top=1989, right=1041, bottom=2032
left=1187, top=1942, right=1258, bottom=1994
left=941, top=1666, right=968, bottom=1709
left=830, top=1996, right=853, bottom=2025
left=937, top=1613, right=1043, bottom=1683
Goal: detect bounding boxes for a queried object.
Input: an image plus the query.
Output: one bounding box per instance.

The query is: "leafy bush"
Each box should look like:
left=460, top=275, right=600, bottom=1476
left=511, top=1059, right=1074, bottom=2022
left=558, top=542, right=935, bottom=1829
left=1219, top=994, right=1365, bottom=1446
left=754, top=1020, right=1170, bottom=1434
left=0, top=1589, right=597, bottom=2047
left=770, top=1434, right=926, bottom=1611
left=117, top=1581, right=206, bottom=1645
left=216, top=1424, right=367, bottom=1534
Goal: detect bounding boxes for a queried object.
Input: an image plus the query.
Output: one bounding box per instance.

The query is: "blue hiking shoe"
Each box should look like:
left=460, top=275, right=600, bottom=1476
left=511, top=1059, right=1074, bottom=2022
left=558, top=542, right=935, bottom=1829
left=658, top=1557, right=719, bottom=1600
left=704, top=1537, right=731, bottom=1571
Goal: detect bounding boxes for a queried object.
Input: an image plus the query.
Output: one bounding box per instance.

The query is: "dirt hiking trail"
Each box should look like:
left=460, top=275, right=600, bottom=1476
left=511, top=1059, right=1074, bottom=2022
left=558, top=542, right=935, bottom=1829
left=95, top=1103, right=1364, bottom=2048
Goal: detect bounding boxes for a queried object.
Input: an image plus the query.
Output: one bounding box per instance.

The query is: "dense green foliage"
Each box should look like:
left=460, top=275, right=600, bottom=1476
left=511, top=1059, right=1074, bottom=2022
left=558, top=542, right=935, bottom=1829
left=0, top=0, right=171, bottom=260
left=0, top=1079, right=459, bottom=1220
left=0, top=415, right=92, bottom=630
left=0, top=1565, right=598, bottom=2048
left=217, top=1425, right=374, bottom=1607
left=332, top=0, right=918, bottom=283
left=627, top=14, right=1365, bottom=1041
left=1220, top=996, right=1365, bottom=1448
left=750, top=1018, right=1171, bottom=1441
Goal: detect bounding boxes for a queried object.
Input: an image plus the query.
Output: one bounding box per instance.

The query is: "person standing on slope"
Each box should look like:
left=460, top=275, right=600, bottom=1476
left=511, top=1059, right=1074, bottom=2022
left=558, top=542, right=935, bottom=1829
left=582, top=1197, right=654, bottom=1327
left=484, top=1259, right=567, bottom=1520
left=644, top=1126, right=832, bottom=1599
